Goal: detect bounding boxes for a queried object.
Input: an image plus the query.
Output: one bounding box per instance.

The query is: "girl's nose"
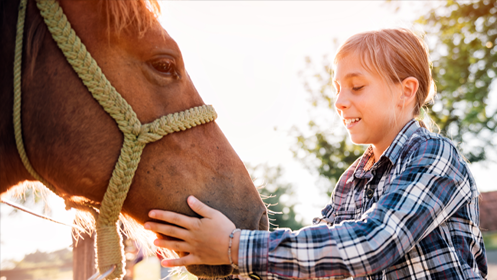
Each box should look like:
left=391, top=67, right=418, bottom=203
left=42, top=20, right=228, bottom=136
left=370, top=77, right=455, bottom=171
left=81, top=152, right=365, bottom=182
left=334, top=91, right=350, bottom=111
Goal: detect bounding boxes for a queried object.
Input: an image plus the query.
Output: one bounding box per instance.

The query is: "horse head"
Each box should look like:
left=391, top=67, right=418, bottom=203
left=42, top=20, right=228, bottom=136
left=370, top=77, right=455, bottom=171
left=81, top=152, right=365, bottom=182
left=0, top=0, right=269, bottom=278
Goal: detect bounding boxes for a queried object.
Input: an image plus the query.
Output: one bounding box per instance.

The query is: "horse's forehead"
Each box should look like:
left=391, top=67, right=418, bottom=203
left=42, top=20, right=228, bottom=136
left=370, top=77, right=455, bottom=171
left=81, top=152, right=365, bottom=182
left=123, top=27, right=178, bottom=53
left=60, top=0, right=176, bottom=53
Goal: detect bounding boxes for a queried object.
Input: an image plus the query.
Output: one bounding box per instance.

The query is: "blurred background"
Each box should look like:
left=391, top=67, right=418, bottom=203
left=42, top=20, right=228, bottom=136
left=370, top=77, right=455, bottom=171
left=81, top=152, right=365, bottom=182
left=1, top=0, right=496, bottom=279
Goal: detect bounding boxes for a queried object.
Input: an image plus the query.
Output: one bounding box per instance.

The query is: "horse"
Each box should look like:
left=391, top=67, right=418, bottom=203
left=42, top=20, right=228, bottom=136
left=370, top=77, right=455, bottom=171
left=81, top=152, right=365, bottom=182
left=0, top=0, right=269, bottom=279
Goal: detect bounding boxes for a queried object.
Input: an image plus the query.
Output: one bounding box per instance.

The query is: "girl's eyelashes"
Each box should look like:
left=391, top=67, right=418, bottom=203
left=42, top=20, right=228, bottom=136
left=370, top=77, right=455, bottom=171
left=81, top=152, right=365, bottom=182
left=333, top=83, right=363, bottom=94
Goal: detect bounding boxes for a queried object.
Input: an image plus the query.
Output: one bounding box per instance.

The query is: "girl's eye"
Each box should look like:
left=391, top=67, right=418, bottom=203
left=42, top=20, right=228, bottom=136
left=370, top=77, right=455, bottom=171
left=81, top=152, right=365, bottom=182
left=151, top=59, right=179, bottom=78
left=352, top=86, right=364, bottom=91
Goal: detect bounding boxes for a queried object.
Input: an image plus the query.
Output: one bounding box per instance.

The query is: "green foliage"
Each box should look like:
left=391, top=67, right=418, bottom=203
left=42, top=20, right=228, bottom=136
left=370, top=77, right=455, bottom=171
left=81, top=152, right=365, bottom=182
left=417, top=0, right=497, bottom=162
left=483, top=233, right=497, bottom=251
left=245, top=163, right=306, bottom=231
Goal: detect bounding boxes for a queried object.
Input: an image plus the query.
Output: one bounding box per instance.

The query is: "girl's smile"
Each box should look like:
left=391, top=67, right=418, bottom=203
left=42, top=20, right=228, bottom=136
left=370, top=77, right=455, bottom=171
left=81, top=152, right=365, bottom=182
left=343, top=117, right=361, bottom=129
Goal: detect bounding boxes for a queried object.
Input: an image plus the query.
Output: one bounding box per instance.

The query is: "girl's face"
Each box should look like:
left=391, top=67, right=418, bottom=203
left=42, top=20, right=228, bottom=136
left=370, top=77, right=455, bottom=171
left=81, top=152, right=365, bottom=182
left=334, top=54, right=408, bottom=156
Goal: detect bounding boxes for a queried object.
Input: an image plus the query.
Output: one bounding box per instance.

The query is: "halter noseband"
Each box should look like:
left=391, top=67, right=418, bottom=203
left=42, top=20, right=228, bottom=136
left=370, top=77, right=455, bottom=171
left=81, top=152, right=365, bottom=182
left=13, top=0, right=217, bottom=279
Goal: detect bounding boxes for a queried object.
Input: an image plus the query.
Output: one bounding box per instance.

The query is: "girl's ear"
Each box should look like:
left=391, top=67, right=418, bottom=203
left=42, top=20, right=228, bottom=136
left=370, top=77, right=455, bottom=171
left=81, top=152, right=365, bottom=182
left=398, top=77, right=418, bottom=107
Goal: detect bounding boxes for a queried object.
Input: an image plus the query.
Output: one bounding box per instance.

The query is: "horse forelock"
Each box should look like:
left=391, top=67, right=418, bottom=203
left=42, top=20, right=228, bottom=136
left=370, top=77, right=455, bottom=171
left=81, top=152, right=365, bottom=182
left=99, top=0, right=161, bottom=38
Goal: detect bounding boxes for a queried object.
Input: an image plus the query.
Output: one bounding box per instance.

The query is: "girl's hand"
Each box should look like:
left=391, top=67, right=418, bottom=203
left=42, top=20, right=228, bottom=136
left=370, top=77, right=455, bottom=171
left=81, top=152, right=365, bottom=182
left=144, top=196, right=238, bottom=267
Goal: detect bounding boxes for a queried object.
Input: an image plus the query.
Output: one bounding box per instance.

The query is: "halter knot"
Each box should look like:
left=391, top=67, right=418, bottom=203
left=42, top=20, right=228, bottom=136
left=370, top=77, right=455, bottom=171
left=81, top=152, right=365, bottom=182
left=96, top=225, right=125, bottom=275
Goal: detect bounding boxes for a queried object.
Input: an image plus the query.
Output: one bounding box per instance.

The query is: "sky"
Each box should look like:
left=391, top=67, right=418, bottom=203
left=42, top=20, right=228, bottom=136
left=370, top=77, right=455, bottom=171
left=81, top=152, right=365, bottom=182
left=1, top=1, right=496, bottom=265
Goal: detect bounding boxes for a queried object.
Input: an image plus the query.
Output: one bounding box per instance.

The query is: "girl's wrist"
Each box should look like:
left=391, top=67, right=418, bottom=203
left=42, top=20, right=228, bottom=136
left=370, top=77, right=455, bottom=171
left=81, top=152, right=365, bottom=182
left=230, top=230, right=241, bottom=266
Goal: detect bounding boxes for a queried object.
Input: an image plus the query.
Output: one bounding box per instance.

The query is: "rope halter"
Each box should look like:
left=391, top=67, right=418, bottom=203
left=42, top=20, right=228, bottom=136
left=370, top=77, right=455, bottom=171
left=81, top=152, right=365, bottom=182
left=13, top=0, right=217, bottom=279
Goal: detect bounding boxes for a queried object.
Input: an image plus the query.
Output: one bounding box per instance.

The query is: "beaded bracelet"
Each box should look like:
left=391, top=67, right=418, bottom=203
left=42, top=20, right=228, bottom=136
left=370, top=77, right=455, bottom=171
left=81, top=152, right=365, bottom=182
left=228, top=228, right=241, bottom=270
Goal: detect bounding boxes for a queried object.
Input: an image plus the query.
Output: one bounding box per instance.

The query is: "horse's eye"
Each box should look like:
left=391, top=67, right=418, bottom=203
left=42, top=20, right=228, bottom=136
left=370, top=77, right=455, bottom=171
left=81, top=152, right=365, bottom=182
left=151, top=59, right=178, bottom=78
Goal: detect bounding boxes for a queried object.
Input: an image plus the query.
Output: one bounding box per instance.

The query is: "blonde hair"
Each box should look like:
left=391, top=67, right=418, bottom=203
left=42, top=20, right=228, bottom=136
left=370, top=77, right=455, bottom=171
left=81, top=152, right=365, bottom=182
left=334, top=28, right=436, bottom=130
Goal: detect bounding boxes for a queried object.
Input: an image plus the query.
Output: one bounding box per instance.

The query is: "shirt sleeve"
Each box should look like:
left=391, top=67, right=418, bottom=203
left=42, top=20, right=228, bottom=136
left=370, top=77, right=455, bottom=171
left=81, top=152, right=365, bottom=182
left=237, top=138, right=475, bottom=279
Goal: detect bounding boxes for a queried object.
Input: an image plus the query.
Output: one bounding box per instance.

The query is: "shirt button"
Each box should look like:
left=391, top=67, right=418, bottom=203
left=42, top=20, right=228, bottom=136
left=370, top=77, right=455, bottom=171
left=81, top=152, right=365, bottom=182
left=249, top=273, right=262, bottom=280
left=366, top=188, right=374, bottom=199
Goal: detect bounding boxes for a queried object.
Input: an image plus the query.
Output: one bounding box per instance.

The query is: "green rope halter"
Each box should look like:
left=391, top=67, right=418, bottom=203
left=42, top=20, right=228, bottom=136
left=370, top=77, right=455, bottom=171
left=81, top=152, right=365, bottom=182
left=13, top=0, right=217, bottom=279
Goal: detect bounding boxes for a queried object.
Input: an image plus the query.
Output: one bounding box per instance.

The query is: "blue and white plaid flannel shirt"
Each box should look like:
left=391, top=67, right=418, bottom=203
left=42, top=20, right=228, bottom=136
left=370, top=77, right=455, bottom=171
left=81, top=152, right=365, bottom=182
left=238, top=120, right=487, bottom=280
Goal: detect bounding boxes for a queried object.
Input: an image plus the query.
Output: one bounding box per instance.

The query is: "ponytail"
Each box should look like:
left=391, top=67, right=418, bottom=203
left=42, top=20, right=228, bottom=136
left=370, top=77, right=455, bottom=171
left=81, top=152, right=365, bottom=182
left=416, top=107, right=440, bottom=133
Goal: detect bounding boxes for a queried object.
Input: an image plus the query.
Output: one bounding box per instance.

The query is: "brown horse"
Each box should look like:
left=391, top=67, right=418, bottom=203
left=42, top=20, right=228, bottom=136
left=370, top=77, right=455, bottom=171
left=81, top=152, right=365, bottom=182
left=0, top=0, right=268, bottom=278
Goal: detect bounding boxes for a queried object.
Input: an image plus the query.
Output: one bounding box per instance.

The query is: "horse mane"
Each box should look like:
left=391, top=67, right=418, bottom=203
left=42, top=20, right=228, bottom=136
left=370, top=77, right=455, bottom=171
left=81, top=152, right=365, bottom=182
left=72, top=203, right=177, bottom=261
left=4, top=181, right=176, bottom=260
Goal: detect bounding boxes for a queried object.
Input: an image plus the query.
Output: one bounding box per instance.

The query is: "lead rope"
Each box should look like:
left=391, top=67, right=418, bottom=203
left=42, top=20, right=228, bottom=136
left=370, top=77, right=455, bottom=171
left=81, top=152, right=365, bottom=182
left=13, top=0, right=217, bottom=279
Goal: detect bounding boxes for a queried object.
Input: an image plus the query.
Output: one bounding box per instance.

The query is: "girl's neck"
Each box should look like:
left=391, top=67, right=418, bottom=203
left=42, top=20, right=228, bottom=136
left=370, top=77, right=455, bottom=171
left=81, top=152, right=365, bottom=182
left=371, top=146, right=382, bottom=163
left=371, top=117, right=414, bottom=162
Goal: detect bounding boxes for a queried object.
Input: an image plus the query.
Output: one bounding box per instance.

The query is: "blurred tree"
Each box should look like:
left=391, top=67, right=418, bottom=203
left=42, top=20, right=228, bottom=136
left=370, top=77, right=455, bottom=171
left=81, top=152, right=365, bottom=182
left=0, top=248, right=74, bottom=280
left=16, top=248, right=72, bottom=268
left=417, top=0, right=497, bottom=162
left=245, top=163, right=306, bottom=230
left=292, top=0, right=497, bottom=195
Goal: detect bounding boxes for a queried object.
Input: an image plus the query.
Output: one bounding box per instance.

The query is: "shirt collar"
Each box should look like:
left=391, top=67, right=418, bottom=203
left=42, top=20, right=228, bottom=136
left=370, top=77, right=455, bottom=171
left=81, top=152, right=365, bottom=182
left=382, top=119, right=421, bottom=166
left=354, top=119, right=421, bottom=178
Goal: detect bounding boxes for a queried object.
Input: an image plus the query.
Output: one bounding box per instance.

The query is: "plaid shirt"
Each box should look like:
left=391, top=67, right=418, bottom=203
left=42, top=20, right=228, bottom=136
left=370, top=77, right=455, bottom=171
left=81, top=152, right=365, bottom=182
left=238, top=120, right=487, bottom=280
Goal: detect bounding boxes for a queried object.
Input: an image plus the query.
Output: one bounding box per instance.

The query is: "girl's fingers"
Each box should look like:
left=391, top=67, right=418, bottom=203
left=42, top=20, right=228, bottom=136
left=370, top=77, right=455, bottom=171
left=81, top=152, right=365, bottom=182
left=145, top=222, right=190, bottom=240
left=148, top=210, right=194, bottom=229
left=161, top=254, right=197, bottom=267
left=187, top=196, right=216, bottom=218
left=154, top=238, right=191, bottom=253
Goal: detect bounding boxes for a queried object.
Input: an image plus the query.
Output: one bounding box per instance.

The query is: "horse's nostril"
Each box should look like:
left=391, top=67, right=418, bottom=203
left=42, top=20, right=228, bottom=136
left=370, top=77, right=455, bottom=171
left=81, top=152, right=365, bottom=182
left=258, top=211, right=269, bottom=231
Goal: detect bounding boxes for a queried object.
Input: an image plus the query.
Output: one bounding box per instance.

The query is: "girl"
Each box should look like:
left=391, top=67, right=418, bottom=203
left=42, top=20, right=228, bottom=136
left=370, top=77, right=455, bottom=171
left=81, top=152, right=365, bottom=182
left=144, top=28, right=487, bottom=279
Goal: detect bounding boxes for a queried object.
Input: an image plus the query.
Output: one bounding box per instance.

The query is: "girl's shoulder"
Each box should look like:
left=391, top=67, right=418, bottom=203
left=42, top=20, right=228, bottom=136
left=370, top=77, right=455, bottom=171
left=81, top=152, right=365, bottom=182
left=408, top=125, right=448, bottom=144
left=400, top=126, right=478, bottom=192
left=402, top=126, right=462, bottom=160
